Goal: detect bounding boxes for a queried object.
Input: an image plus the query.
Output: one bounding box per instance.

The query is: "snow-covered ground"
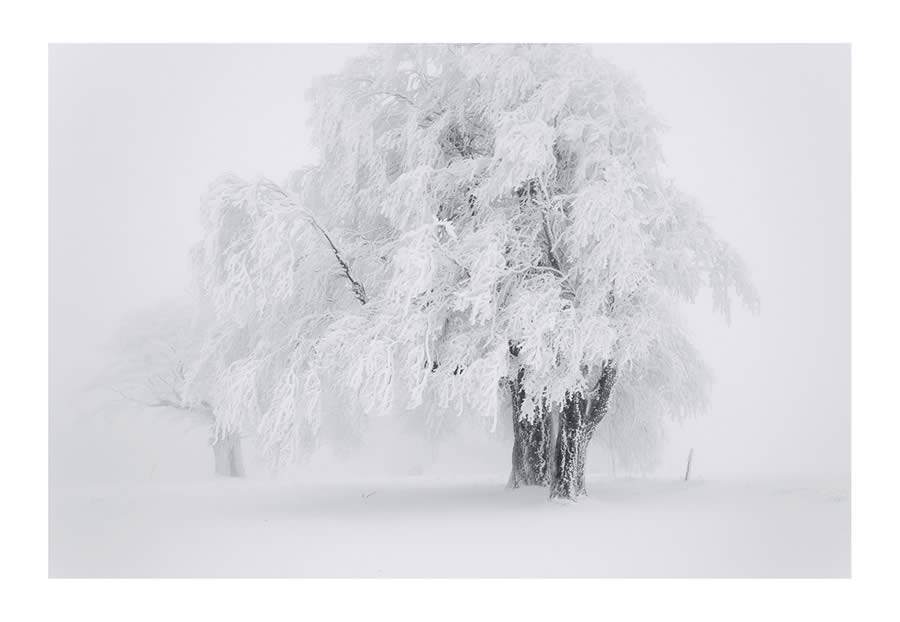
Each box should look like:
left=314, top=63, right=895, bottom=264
left=48, top=405, right=848, bottom=577
left=50, top=472, right=848, bottom=577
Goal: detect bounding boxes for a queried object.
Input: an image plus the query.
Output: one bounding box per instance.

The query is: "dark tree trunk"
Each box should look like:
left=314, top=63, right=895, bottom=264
left=507, top=369, right=552, bottom=488
left=550, top=363, right=617, bottom=500
left=550, top=392, right=591, bottom=499
left=212, top=432, right=245, bottom=477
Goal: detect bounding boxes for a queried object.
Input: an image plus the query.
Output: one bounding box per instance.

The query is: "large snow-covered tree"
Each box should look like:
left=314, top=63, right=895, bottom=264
left=189, top=44, right=757, bottom=499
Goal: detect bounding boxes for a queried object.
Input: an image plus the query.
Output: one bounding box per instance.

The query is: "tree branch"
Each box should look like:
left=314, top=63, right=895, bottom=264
left=586, top=361, right=617, bottom=425
left=365, top=90, right=416, bottom=106
left=110, top=387, right=215, bottom=423
left=307, top=217, right=368, bottom=305
left=272, top=186, right=369, bottom=305
left=539, top=208, right=576, bottom=303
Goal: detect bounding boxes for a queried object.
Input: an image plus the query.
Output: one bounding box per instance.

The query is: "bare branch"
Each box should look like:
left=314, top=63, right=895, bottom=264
left=307, top=217, right=369, bottom=305
left=271, top=186, right=369, bottom=305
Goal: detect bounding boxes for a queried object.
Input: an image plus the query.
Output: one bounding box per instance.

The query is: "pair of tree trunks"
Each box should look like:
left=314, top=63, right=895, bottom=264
left=212, top=432, right=245, bottom=477
left=508, top=364, right=617, bottom=500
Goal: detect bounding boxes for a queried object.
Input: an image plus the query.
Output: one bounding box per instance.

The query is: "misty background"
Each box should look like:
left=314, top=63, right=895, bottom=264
left=49, top=44, right=849, bottom=485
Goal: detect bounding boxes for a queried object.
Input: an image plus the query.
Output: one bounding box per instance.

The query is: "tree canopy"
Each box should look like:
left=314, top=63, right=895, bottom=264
left=185, top=44, right=758, bottom=483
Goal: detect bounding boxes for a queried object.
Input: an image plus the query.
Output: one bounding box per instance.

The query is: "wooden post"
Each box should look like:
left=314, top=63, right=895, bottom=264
left=684, top=448, right=694, bottom=481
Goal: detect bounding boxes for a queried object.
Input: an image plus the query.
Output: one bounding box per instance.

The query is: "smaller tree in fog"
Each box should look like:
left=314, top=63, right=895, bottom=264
left=105, top=301, right=245, bottom=477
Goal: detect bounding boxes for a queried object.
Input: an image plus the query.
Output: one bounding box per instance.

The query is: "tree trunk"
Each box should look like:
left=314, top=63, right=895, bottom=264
left=212, top=432, right=245, bottom=477
left=507, top=369, right=552, bottom=488
left=550, top=364, right=617, bottom=500
left=550, top=393, right=591, bottom=499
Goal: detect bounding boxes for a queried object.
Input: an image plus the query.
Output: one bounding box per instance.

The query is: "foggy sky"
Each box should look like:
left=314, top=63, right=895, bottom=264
left=49, top=44, right=849, bottom=481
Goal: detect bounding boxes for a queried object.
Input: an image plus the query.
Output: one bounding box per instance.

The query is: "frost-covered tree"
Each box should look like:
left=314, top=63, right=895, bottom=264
left=191, top=44, right=757, bottom=499
left=103, top=301, right=246, bottom=477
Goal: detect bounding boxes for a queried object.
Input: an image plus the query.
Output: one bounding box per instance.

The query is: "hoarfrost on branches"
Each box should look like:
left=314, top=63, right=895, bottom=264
left=185, top=44, right=758, bottom=494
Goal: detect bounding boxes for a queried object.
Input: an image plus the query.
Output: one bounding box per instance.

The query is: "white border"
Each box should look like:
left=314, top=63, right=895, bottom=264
left=4, top=0, right=898, bottom=620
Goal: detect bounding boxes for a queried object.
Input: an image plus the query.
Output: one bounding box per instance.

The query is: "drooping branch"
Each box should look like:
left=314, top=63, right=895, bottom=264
left=305, top=216, right=368, bottom=305
left=272, top=186, right=368, bottom=305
